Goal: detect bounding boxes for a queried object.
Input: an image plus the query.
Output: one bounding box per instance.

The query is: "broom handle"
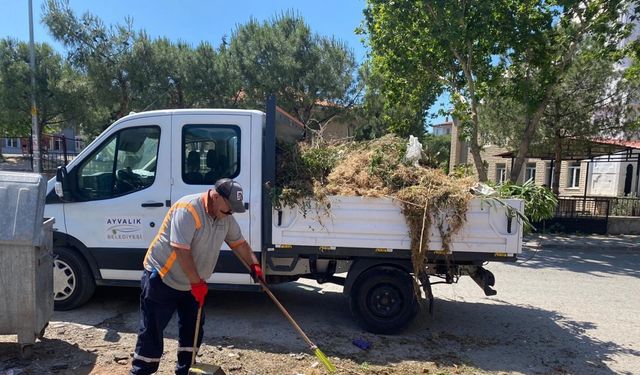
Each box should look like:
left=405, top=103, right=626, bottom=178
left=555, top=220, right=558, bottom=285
left=233, top=252, right=316, bottom=349
left=191, top=305, right=202, bottom=366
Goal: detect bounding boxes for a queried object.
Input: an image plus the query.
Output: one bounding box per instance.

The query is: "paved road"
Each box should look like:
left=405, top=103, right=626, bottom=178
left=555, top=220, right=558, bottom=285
left=430, top=234, right=640, bottom=374
left=50, top=234, right=640, bottom=374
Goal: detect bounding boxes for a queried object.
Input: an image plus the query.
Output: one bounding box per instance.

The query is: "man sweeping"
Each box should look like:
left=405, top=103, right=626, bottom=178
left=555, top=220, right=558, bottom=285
left=130, top=179, right=264, bottom=375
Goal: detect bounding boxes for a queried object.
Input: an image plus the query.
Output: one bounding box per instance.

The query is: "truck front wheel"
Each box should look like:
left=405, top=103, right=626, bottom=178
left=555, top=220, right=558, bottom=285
left=349, top=267, right=418, bottom=334
left=53, top=247, right=96, bottom=310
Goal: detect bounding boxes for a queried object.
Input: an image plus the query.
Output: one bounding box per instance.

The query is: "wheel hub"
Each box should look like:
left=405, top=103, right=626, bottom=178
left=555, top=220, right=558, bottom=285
left=368, top=284, right=402, bottom=318
left=53, top=259, right=76, bottom=301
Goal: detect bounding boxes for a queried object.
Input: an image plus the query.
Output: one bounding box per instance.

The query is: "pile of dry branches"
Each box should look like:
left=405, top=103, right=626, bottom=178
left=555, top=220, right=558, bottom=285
left=275, top=135, right=476, bottom=279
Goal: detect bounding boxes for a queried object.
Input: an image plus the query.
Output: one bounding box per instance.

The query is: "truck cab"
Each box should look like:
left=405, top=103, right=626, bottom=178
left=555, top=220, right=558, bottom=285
left=46, top=108, right=269, bottom=310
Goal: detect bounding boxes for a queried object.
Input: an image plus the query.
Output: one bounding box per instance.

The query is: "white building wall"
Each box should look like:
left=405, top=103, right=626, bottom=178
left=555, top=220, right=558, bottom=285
left=589, top=153, right=640, bottom=197
left=590, top=161, right=621, bottom=196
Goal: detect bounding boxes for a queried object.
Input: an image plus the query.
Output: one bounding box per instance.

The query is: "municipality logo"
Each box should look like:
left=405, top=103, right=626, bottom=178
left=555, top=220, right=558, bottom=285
left=105, top=217, right=143, bottom=240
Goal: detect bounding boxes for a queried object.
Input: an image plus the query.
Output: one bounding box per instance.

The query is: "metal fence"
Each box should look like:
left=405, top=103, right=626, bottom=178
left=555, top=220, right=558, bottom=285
left=555, top=196, right=611, bottom=218
left=553, top=196, right=640, bottom=217
left=537, top=195, right=640, bottom=234
left=536, top=196, right=610, bottom=234
left=1, top=135, right=84, bottom=172
left=39, top=151, right=79, bottom=171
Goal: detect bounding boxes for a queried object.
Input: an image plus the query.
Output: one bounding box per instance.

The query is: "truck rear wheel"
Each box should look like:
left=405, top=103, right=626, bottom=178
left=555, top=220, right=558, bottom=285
left=349, top=267, right=418, bottom=334
left=53, top=247, right=96, bottom=310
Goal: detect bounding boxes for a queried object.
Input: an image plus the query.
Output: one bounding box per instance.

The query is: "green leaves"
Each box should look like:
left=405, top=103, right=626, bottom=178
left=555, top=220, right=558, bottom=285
left=495, top=180, right=558, bottom=224
left=229, top=12, right=357, bottom=125
left=363, top=0, right=523, bottom=180
left=364, top=0, right=638, bottom=183
left=0, top=38, right=86, bottom=137
left=421, top=133, right=451, bottom=172
left=35, top=3, right=358, bottom=137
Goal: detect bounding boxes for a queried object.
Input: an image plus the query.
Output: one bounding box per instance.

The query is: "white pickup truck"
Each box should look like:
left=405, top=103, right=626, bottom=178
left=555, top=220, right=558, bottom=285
left=46, top=97, right=523, bottom=333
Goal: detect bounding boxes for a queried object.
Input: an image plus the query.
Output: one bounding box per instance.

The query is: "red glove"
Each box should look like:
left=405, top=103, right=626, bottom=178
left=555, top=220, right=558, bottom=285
left=190, top=280, right=208, bottom=307
left=250, top=263, right=265, bottom=284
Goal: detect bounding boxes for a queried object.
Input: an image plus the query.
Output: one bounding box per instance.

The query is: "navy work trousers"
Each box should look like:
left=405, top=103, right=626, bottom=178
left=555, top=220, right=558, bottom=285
left=130, top=270, right=204, bottom=375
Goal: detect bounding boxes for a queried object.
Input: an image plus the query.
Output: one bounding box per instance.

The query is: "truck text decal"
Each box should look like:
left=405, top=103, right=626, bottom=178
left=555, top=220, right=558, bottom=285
left=105, top=217, right=143, bottom=241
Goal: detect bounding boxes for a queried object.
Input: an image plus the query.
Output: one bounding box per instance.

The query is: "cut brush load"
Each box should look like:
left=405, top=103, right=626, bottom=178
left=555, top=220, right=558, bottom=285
left=275, top=134, right=477, bottom=290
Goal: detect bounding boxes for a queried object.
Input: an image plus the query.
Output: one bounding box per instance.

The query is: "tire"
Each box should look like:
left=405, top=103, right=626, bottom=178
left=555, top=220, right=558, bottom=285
left=349, top=267, right=418, bottom=334
left=53, top=247, right=96, bottom=310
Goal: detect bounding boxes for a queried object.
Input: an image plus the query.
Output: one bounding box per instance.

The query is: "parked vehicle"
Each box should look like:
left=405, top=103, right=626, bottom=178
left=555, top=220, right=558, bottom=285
left=46, top=98, right=523, bottom=333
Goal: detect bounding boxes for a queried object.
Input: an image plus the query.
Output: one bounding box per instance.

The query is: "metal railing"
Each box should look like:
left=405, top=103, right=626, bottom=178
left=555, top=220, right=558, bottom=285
left=555, top=195, right=640, bottom=218
left=1, top=135, right=85, bottom=172
left=540, top=196, right=611, bottom=234
left=555, top=196, right=611, bottom=218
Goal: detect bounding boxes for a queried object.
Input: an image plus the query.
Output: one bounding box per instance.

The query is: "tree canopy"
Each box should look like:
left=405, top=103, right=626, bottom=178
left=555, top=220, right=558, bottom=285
left=481, top=40, right=638, bottom=192
left=229, top=12, right=357, bottom=127
left=35, top=1, right=358, bottom=137
left=0, top=38, right=86, bottom=138
left=363, top=0, right=639, bottom=182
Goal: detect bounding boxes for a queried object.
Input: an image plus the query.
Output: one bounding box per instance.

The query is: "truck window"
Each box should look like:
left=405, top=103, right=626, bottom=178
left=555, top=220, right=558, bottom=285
left=76, top=126, right=160, bottom=200
left=182, top=125, right=240, bottom=185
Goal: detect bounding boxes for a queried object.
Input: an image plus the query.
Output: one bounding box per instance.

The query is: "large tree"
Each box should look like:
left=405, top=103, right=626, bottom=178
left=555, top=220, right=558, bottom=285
left=43, top=0, right=137, bottom=132
left=501, top=1, right=635, bottom=182
left=185, top=41, right=243, bottom=109
left=0, top=38, right=86, bottom=144
left=481, top=41, right=637, bottom=192
left=363, top=0, right=636, bottom=182
left=43, top=2, right=358, bottom=137
left=351, top=61, right=426, bottom=140
left=128, top=34, right=193, bottom=110
left=228, top=12, right=357, bottom=128
left=363, top=0, right=516, bottom=181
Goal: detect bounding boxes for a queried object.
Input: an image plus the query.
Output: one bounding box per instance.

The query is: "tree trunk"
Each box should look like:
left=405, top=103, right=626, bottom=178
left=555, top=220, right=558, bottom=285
left=552, top=129, right=563, bottom=195
left=469, top=103, right=487, bottom=182
left=551, top=101, right=562, bottom=195
left=510, top=120, right=533, bottom=182
left=510, top=96, right=551, bottom=182
left=176, top=80, right=185, bottom=108
left=469, top=142, right=487, bottom=182
left=450, top=49, right=487, bottom=182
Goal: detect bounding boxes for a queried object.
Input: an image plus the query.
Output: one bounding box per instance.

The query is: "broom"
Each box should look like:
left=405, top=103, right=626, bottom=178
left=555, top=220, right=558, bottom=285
left=233, top=252, right=336, bottom=373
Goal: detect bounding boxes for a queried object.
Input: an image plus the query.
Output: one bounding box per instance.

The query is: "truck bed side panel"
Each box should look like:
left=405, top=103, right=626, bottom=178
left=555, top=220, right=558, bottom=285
left=272, top=196, right=523, bottom=255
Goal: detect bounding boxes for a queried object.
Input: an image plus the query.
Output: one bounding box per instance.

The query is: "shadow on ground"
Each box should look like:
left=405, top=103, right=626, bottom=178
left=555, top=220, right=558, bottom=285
left=49, top=279, right=637, bottom=374
left=517, top=238, right=640, bottom=278
left=0, top=338, right=97, bottom=374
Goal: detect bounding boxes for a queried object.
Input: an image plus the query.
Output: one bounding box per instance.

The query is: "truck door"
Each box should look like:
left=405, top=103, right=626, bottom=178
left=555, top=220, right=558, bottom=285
left=170, top=113, right=252, bottom=284
left=63, top=115, right=171, bottom=281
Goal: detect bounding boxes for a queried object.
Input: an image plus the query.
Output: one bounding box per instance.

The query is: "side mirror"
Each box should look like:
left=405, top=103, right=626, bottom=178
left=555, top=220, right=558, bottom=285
left=54, top=181, right=63, bottom=198
left=55, top=166, right=70, bottom=200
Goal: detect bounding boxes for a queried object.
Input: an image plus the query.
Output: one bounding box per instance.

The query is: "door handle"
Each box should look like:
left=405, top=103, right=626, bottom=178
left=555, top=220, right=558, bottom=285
left=141, top=202, right=164, bottom=208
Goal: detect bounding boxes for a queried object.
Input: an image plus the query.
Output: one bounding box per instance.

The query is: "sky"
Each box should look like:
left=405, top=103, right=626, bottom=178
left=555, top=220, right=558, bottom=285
left=0, top=0, right=449, bottom=125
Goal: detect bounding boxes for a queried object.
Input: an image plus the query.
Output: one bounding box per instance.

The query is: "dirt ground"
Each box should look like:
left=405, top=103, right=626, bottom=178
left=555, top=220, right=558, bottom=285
left=0, top=289, right=475, bottom=375
left=1, top=235, right=640, bottom=375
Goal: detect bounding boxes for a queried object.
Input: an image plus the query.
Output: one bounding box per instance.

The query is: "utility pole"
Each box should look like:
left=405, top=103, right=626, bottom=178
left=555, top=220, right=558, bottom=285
left=28, top=0, right=41, bottom=173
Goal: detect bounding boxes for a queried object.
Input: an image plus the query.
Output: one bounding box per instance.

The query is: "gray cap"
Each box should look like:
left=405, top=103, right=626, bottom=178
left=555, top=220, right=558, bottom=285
left=214, top=178, right=246, bottom=213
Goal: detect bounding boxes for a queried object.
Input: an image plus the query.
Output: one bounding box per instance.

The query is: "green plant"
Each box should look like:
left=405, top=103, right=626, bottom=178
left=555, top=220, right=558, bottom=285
left=273, top=140, right=346, bottom=211
left=610, top=193, right=640, bottom=217
left=495, top=180, right=558, bottom=228
left=451, top=163, right=474, bottom=178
